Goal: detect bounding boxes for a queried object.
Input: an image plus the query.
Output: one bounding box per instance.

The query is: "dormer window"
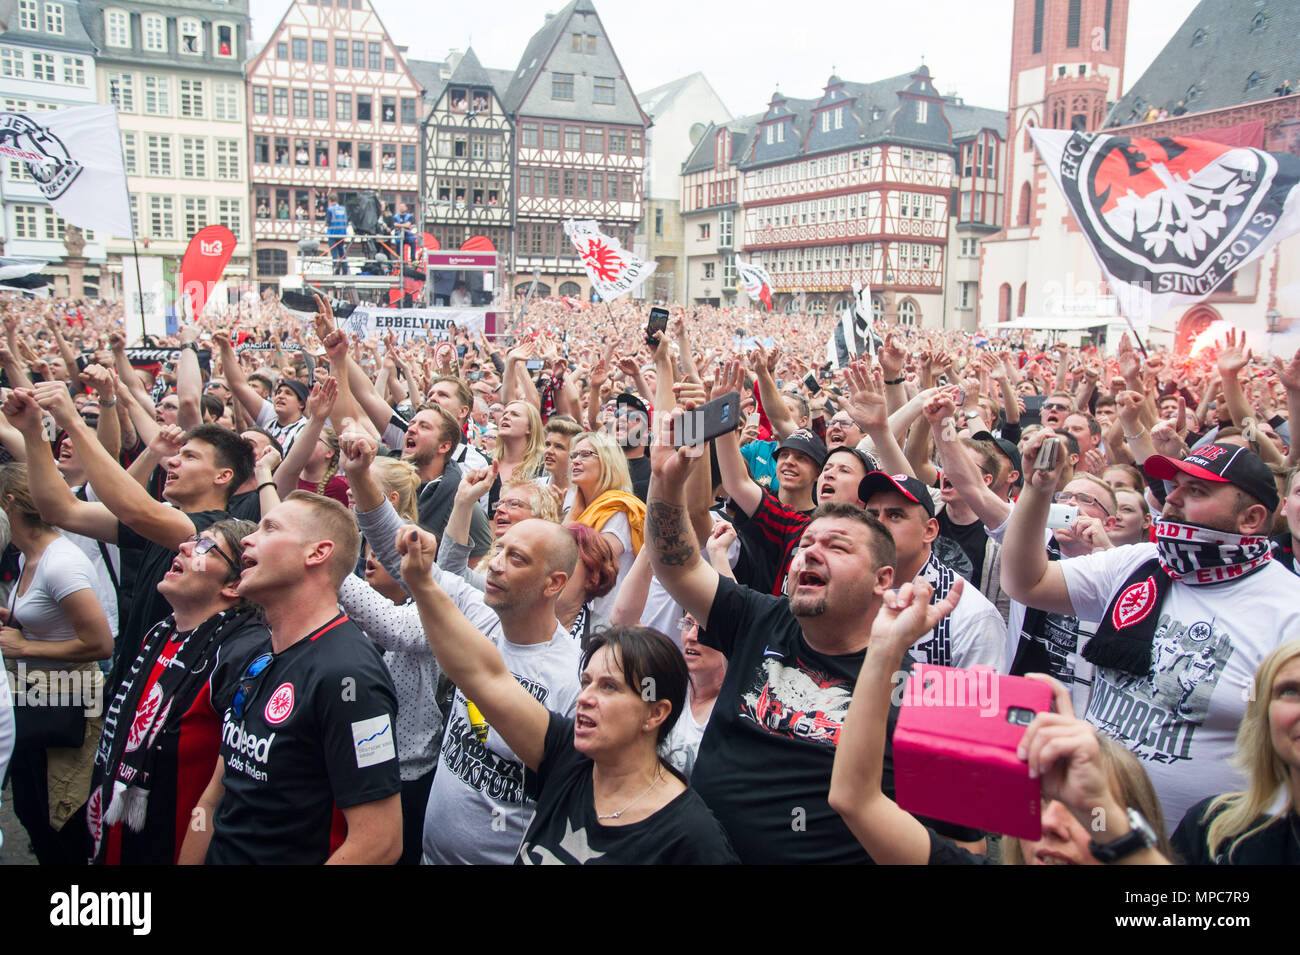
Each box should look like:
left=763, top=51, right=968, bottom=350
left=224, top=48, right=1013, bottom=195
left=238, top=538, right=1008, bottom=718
left=179, top=17, right=202, bottom=55
left=44, top=2, right=64, bottom=34
left=143, top=13, right=166, bottom=53
left=1250, top=12, right=1267, bottom=32
left=215, top=24, right=234, bottom=57
left=916, top=101, right=927, bottom=123
left=1192, top=27, right=1208, bottom=46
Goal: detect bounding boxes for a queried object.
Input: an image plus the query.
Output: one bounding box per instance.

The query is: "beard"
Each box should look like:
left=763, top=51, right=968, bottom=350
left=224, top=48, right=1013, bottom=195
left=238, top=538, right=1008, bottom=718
left=788, top=593, right=827, bottom=617
left=1159, top=506, right=1240, bottom=535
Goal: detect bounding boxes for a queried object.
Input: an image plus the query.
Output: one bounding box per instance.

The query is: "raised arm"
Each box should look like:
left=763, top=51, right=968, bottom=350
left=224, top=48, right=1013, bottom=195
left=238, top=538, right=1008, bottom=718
left=1274, top=348, right=1300, bottom=468
left=751, top=345, right=796, bottom=441
left=273, top=377, right=335, bottom=498
left=79, top=363, right=122, bottom=462
left=175, top=325, right=204, bottom=430
left=398, top=523, right=549, bottom=770
left=844, top=359, right=912, bottom=477
left=646, top=406, right=722, bottom=628
left=443, top=464, right=496, bottom=548
left=711, top=360, right=762, bottom=518
left=109, top=330, right=155, bottom=417
left=924, top=392, right=1011, bottom=529
left=32, top=382, right=197, bottom=549
left=999, top=428, right=1075, bottom=615
left=215, top=331, right=270, bottom=423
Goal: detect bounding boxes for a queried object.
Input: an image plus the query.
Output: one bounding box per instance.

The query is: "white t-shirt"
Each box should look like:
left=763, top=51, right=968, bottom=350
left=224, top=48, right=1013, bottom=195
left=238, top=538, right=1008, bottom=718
left=913, top=553, right=1007, bottom=671
left=663, top=685, right=712, bottom=780
left=589, top=511, right=634, bottom=620
left=67, top=484, right=119, bottom=640
left=11, top=537, right=99, bottom=666
left=422, top=620, right=581, bottom=865
left=1060, top=542, right=1300, bottom=834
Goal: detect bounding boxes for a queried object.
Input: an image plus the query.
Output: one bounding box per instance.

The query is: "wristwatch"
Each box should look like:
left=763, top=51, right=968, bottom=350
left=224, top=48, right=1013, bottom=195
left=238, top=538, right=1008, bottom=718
left=180, top=342, right=199, bottom=354
left=1089, top=807, right=1158, bottom=863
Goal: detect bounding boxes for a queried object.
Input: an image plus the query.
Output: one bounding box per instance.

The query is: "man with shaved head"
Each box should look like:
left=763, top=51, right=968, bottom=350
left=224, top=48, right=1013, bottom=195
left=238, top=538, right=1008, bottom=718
left=344, top=431, right=581, bottom=865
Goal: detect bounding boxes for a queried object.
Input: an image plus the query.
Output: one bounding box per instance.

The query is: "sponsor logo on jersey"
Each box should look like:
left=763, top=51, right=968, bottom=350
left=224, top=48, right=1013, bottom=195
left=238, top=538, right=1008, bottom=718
left=221, top=713, right=276, bottom=763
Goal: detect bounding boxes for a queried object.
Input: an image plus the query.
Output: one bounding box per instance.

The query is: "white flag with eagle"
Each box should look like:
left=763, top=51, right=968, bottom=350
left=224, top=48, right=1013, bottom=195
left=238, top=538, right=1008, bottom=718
left=826, top=281, right=881, bottom=367
left=562, top=219, right=656, bottom=302
left=0, top=105, right=133, bottom=237
left=736, top=259, right=773, bottom=310
left=1030, top=127, right=1300, bottom=331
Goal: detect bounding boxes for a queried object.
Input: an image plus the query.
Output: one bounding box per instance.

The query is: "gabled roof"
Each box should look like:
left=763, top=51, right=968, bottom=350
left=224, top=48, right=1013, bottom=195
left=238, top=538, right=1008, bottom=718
left=1107, top=0, right=1300, bottom=122
left=945, top=100, right=1007, bottom=140
left=638, top=72, right=708, bottom=118
left=680, top=113, right=761, bottom=175
left=448, top=46, right=493, bottom=88
left=502, top=0, right=579, bottom=114
left=1, top=0, right=95, bottom=53
left=406, top=57, right=447, bottom=101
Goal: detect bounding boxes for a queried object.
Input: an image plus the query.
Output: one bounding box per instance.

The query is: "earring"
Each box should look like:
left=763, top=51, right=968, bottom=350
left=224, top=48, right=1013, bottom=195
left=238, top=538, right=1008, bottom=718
left=642, top=722, right=649, bottom=730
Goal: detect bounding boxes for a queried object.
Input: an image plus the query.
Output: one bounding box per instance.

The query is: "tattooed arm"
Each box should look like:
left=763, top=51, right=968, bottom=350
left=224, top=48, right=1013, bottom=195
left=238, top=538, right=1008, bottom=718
left=647, top=407, right=721, bottom=628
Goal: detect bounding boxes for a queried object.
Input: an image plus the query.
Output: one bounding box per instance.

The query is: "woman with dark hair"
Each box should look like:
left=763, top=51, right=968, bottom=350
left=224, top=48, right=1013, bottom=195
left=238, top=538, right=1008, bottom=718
left=396, top=522, right=738, bottom=864
left=86, top=518, right=268, bottom=865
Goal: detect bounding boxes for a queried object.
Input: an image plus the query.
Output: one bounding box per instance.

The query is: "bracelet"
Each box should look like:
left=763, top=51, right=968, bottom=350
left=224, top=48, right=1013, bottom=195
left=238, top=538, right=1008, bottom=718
left=180, top=342, right=198, bottom=354
left=99, top=397, right=116, bottom=407
left=257, top=481, right=277, bottom=492
left=1123, top=427, right=1147, bottom=440
left=884, top=376, right=905, bottom=386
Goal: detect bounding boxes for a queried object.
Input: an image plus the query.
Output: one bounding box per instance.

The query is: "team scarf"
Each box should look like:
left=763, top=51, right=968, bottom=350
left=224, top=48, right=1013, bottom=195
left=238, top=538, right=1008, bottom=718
left=87, top=606, right=262, bottom=864
left=1083, top=520, right=1272, bottom=676
left=918, top=553, right=957, bottom=667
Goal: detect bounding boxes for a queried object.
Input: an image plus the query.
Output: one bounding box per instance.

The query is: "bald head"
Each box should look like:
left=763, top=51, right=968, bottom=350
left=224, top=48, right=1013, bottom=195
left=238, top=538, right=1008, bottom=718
left=486, top=518, right=578, bottom=613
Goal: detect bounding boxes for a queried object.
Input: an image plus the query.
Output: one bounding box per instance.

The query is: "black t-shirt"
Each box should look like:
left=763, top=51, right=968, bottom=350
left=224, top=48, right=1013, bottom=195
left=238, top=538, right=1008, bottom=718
left=206, top=614, right=402, bottom=865
left=936, top=508, right=986, bottom=585
left=625, top=453, right=651, bottom=503
left=109, top=510, right=226, bottom=693
left=517, top=711, right=739, bottom=864
left=692, top=577, right=977, bottom=864
left=1171, top=795, right=1300, bottom=865
left=226, top=489, right=261, bottom=523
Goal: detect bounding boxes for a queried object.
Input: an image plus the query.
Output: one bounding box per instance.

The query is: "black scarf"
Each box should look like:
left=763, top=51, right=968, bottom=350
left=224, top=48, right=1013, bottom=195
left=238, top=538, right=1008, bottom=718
left=1083, top=521, right=1272, bottom=676
left=87, top=606, right=262, bottom=864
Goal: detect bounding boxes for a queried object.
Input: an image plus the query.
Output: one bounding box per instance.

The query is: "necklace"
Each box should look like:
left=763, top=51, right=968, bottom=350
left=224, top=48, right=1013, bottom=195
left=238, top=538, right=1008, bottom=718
left=596, top=764, right=664, bottom=821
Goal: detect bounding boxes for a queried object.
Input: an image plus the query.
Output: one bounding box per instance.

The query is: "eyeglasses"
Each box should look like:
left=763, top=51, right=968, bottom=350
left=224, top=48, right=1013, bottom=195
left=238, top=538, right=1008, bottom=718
left=677, top=617, right=699, bottom=632
left=496, top=498, right=535, bottom=512
left=185, top=532, right=241, bottom=577
left=1054, top=490, right=1110, bottom=516
left=571, top=449, right=599, bottom=461
left=1042, top=402, right=1072, bottom=413
left=231, top=652, right=273, bottom=720
left=829, top=416, right=856, bottom=428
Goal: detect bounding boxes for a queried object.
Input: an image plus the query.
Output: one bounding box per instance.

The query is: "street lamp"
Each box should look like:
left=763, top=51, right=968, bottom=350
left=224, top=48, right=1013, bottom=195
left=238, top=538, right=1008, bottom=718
left=1266, top=307, right=1281, bottom=332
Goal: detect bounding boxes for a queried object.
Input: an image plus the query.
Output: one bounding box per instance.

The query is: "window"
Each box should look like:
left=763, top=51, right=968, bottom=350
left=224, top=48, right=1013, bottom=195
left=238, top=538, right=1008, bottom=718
left=699, top=223, right=711, bottom=239
left=44, top=3, right=64, bottom=34
left=401, top=97, right=416, bottom=124
left=335, top=39, right=347, bottom=67
left=181, top=136, right=206, bottom=178
left=916, top=101, right=928, bottom=123
left=12, top=204, right=37, bottom=239
left=703, top=262, right=715, bottom=279
left=30, top=52, right=53, bottom=81
left=312, top=90, right=328, bottom=120
left=274, top=136, right=289, bottom=165
left=257, top=248, right=288, bottom=277
left=276, top=41, right=287, bottom=59
left=146, top=134, right=172, bottom=176
left=571, top=33, right=582, bottom=52
left=214, top=81, right=238, bottom=121
left=0, top=48, right=21, bottom=78
left=121, top=132, right=137, bottom=174
left=401, top=144, right=416, bottom=173
left=357, top=142, right=372, bottom=170
left=312, top=39, right=327, bottom=62
left=217, top=198, right=240, bottom=238
left=144, top=75, right=169, bottom=115
left=143, top=14, right=165, bottom=52
left=719, top=209, right=734, bottom=247
left=293, top=88, right=308, bottom=118
left=587, top=35, right=597, bottom=53
left=215, top=24, right=234, bottom=57
left=351, top=40, right=364, bottom=69
left=272, top=87, right=287, bottom=116
left=1066, top=0, right=1081, bottom=47
left=552, top=72, right=574, bottom=100
left=180, top=79, right=204, bottom=118
left=608, top=129, right=626, bottom=153
left=253, top=134, right=269, bottom=164
left=215, top=139, right=239, bottom=180
left=384, top=57, right=395, bottom=72
left=593, top=76, right=615, bottom=105
left=105, top=9, right=128, bottom=47
left=381, top=96, right=395, bottom=122
left=335, top=92, right=351, bottom=121
left=959, top=281, right=976, bottom=309
left=1246, top=71, right=1263, bottom=91
left=584, top=127, right=603, bottom=153
left=542, top=124, right=559, bottom=149
left=292, top=37, right=307, bottom=60
left=17, top=0, right=36, bottom=30
left=357, top=94, right=371, bottom=122
left=564, top=127, right=581, bottom=151
left=520, top=124, right=537, bottom=148
left=180, top=17, right=202, bottom=54
left=184, top=197, right=208, bottom=236
left=128, top=194, right=138, bottom=236
left=108, top=72, right=134, bottom=111
left=42, top=206, right=66, bottom=239
left=898, top=300, right=917, bottom=325
left=252, top=86, right=267, bottom=114
left=368, top=41, right=381, bottom=70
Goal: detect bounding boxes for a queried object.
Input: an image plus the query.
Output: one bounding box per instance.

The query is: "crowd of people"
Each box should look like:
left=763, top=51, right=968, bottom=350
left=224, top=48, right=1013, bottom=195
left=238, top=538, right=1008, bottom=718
left=0, top=286, right=1297, bottom=867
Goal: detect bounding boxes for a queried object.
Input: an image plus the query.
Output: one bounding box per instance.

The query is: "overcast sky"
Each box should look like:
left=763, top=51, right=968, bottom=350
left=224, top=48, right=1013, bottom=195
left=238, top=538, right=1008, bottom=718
left=249, top=0, right=1202, bottom=117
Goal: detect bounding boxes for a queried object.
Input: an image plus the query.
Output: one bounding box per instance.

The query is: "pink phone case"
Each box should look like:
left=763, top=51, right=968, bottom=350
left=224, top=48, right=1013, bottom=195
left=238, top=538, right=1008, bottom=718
left=893, top=664, right=1053, bottom=840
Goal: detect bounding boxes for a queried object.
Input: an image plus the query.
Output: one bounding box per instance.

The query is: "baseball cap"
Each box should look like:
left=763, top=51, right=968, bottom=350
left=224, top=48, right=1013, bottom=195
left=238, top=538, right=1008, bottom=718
left=824, top=445, right=879, bottom=475
left=615, top=392, right=649, bottom=419
left=1143, top=443, right=1278, bottom=512
left=970, top=430, right=1022, bottom=479
left=776, top=429, right=827, bottom=469
left=858, top=471, right=937, bottom=518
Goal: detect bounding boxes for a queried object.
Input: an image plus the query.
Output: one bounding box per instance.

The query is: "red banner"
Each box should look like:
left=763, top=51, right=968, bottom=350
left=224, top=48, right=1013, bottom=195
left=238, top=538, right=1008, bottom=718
left=178, top=225, right=236, bottom=318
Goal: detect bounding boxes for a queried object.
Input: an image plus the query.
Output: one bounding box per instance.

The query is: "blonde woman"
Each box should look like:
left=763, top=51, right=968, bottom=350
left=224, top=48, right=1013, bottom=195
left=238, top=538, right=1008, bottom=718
left=489, top=400, right=544, bottom=517
left=568, top=430, right=644, bottom=618
left=1172, top=639, right=1300, bottom=864
left=438, top=465, right=561, bottom=583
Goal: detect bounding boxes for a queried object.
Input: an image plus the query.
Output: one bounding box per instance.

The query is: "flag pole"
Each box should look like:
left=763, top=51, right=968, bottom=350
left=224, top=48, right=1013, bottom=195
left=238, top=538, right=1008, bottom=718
left=109, top=109, right=147, bottom=340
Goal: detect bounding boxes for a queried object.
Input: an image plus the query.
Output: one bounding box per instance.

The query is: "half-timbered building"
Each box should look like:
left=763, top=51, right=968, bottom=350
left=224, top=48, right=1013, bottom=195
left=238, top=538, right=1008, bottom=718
left=503, top=0, right=649, bottom=300
left=245, top=0, right=423, bottom=289
left=738, top=67, right=1002, bottom=326
left=680, top=116, right=757, bottom=306
left=421, top=47, right=513, bottom=257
